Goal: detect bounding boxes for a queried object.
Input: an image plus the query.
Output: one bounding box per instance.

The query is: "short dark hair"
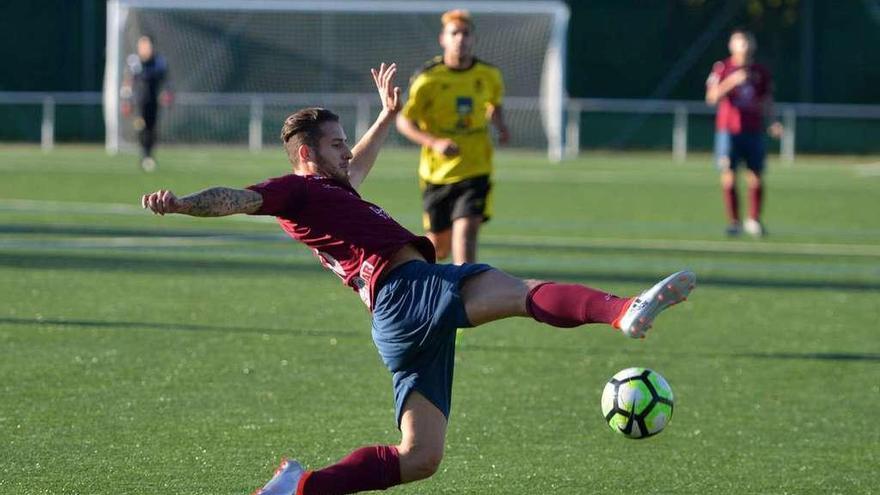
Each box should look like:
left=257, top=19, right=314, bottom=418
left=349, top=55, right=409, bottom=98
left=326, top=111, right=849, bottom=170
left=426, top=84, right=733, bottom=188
left=280, top=107, right=340, bottom=150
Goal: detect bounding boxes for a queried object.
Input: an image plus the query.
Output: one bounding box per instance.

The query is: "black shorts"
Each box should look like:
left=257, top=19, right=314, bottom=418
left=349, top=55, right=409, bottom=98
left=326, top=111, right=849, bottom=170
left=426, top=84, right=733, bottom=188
left=421, top=175, right=493, bottom=233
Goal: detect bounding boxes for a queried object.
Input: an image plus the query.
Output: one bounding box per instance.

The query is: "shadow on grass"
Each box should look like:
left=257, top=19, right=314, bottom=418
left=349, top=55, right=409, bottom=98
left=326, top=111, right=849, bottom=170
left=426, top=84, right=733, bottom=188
left=733, top=351, right=880, bottom=362
left=1, top=251, right=878, bottom=292
left=461, top=344, right=880, bottom=364
left=5, top=316, right=876, bottom=363
left=0, top=316, right=361, bottom=338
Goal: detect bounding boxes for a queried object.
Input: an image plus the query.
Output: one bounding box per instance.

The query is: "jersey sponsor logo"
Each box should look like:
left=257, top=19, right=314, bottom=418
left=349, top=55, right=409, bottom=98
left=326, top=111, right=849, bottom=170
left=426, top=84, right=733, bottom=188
left=360, top=261, right=375, bottom=284
left=357, top=261, right=375, bottom=307
left=455, top=97, right=474, bottom=129
left=456, top=96, right=473, bottom=115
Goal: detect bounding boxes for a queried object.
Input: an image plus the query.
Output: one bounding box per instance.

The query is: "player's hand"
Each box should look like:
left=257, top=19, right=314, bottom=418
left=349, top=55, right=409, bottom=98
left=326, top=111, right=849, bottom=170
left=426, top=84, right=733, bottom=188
left=121, top=101, right=132, bottom=117
left=141, top=189, right=184, bottom=215
left=431, top=138, right=459, bottom=157
left=725, top=68, right=748, bottom=87
left=767, top=121, right=783, bottom=139
left=371, top=62, right=401, bottom=115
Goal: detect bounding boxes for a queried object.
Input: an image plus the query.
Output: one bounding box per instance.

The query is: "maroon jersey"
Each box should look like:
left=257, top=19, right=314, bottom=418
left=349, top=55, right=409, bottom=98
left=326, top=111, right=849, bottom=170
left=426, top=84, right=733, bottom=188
left=707, top=58, right=771, bottom=134
left=247, top=174, right=436, bottom=309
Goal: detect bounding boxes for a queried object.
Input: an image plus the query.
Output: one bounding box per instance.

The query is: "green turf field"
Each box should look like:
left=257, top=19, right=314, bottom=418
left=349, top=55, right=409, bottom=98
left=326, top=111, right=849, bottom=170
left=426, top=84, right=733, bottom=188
left=1, top=145, right=878, bottom=494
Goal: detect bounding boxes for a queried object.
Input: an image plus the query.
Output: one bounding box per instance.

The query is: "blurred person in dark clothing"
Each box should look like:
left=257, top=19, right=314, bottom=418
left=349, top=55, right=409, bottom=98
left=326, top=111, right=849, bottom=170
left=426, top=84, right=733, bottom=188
left=122, top=35, right=172, bottom=172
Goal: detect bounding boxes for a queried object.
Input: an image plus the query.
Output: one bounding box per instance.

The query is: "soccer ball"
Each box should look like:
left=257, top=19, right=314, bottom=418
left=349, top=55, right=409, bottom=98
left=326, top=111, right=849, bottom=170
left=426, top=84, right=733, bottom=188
left=601, top=367, right=674, bottom=439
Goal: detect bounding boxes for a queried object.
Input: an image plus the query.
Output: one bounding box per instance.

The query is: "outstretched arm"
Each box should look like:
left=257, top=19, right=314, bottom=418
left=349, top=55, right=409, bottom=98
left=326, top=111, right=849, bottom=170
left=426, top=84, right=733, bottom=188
left=141, top=187, right=262, bottom=216
left=348, top=63, right=401, bottom=190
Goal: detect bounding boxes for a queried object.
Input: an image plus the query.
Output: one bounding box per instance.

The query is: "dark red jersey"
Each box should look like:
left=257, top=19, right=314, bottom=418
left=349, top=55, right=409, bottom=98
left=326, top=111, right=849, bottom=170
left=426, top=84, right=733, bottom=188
left=707, top=58, right=772, bottom=134
left=247, top=174, right=436, bottom=309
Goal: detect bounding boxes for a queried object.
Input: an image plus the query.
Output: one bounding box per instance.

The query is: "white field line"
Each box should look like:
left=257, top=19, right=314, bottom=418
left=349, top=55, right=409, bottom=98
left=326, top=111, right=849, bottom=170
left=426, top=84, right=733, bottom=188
left=483, top=234, right=880, bottom=258
left=855, top=163, right=880, bottom=177
left=1, top=198, right=879, bottom=258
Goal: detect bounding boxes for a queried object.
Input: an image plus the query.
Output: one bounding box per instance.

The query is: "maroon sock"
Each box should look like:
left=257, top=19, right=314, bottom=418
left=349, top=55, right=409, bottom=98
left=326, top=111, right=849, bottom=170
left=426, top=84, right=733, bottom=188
left=302, top=445, right=401, bottom=495
left=526, top=282, right=630, bottom=328
left=748, top=183, right=763, bottom=221
left=723, top=184, right=740, bottom=223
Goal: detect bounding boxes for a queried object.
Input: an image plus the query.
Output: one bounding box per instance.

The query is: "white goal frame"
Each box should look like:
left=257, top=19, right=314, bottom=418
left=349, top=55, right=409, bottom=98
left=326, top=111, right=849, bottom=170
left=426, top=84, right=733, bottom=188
left=104, top=0, right=570, bottom=160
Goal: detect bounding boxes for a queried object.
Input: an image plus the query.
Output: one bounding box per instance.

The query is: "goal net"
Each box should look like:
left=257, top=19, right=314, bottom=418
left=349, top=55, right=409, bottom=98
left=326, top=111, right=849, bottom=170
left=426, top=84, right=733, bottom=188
left=104, top=0, right=569, bottom=160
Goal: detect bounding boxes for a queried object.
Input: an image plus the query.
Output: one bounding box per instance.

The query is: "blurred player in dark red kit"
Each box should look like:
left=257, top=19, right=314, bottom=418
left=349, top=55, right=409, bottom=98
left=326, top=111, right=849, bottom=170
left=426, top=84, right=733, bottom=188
left=706, top=29, right=782, bottom=237
left=121, top=35, right=172, bottom=172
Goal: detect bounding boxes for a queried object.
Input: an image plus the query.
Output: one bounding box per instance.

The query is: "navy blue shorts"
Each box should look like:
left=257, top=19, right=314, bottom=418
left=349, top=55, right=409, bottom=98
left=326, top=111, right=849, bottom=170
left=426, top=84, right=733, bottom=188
left=371, top=261, right=493, bottom=427
left=714, top=131, right=766, bottom=174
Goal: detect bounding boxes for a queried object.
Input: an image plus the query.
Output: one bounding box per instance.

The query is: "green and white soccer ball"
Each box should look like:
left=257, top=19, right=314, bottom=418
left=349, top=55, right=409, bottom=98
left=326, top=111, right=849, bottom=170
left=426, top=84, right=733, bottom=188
left=601, top=367, right=674, bottom=439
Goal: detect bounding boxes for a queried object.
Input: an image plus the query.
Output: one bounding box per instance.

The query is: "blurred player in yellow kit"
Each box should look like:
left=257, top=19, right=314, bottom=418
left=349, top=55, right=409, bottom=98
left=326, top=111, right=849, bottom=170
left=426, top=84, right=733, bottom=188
left=397, top=9, right=509, bottom=264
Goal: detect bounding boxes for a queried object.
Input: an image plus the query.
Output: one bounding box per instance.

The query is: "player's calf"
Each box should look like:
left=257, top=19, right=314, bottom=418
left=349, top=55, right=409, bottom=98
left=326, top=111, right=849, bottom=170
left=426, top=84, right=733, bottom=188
left=524, top=271, right=695, bottom=339
left=527, top=282, right=630, bottom=328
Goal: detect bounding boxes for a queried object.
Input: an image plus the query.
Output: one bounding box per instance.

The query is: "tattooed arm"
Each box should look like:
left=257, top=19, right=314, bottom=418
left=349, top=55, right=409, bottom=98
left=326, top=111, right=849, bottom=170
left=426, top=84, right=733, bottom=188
left=141, top=187, right=262, bottom=216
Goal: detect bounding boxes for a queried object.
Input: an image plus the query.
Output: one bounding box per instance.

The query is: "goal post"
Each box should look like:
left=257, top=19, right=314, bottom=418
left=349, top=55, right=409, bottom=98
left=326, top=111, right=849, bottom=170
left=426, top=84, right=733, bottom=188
left=104, top=0, right=569, bottom=160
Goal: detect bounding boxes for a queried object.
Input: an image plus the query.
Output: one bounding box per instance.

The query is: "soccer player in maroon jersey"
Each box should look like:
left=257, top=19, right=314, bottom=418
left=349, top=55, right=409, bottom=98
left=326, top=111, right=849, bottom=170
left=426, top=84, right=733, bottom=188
left=706, top=29, right=783, bottom=237
left=141, top=63, right=695, bottom=495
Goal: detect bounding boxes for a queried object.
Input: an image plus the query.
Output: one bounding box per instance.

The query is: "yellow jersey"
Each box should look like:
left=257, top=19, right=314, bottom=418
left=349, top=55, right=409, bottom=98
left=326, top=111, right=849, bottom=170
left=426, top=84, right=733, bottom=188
left=401, top=57, right=504, bottom=185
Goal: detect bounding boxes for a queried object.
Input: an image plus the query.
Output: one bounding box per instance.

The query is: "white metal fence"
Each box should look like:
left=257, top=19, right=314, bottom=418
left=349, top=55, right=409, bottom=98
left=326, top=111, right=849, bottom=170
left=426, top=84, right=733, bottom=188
left=2, top=91, right=879, bottom=162
left=565, top=98, right=880, bottom=163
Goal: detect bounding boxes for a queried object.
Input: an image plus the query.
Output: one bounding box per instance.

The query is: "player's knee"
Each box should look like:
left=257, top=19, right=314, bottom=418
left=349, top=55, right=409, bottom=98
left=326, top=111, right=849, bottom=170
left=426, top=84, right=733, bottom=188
left=401, top=445, right=444, bottom=481
left=524, top=279, right=548, bottom=291
left=720, top=170, right=735, bottom=188
left=746, top=171, right=762, bottom=186
left=411, top=451, right=443, bottom=480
